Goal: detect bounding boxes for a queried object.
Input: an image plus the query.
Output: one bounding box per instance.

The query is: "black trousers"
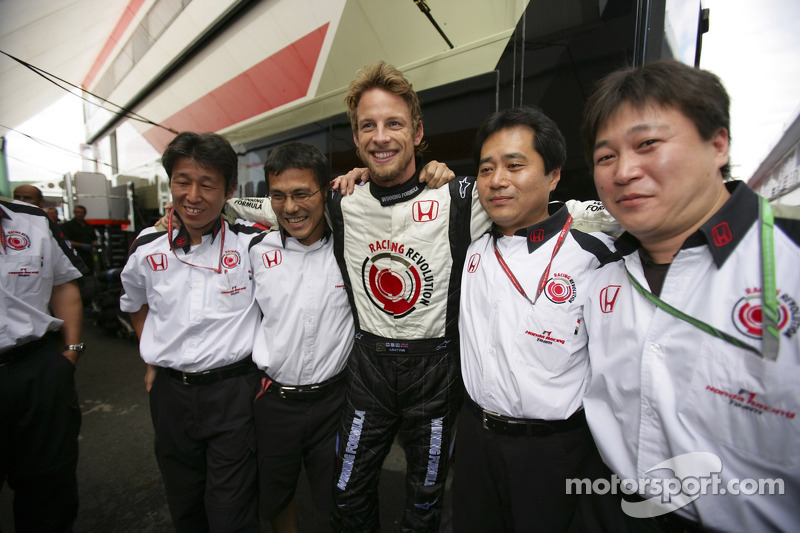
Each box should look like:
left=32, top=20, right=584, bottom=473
left=452, top=401, right=609, bottom=533
left=253, top=375, right=345, bottom=521
left=334, top=339, right=462, bottom=533
left=149, top=367, right=259, bottom=533
left=0, top=337, right=81, bottom=533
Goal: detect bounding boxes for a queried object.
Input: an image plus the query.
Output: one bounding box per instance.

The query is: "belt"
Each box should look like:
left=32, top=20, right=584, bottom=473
left=163, top=358, right=255, bottom=386
left=465, top=396, right=586, bottom=436
left=0, top=337, right=52, bottom=367
left=264, top=371, right=346, bottom=400
left=354, top=329, right=456, bottom=355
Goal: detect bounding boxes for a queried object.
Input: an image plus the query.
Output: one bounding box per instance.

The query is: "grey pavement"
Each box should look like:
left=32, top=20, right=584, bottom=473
left=1, top=314, right=453, bottom=532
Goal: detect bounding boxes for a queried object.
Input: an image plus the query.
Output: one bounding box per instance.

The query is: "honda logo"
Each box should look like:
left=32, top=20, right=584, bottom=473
left=147, top=253, right=168, bottom=271
left=467, top=253, right=481, bottom=273
left=529, top=229, right=544, bottom=243
left=711, top=222, right=732, bottom=247
left=262, top=250, right=282, bottom=268
left=412, top=200, right=439, bottom=222
left=599, top=285, right=621, bottom=313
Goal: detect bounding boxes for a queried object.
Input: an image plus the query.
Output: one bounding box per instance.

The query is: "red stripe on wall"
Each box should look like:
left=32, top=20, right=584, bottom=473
left=143, top=23, right=329, bottom=153
left=83, top=0, right=147, bottom=88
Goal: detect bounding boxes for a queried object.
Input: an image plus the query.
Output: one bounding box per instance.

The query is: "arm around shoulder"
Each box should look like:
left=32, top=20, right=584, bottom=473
left=565, top=199, right=622, bottom=237
left=225, top=197, right=277, bottom=226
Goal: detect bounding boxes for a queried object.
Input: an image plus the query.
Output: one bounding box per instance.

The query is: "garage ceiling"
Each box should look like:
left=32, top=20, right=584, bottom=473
left=0, top=0, right=130, bottom=130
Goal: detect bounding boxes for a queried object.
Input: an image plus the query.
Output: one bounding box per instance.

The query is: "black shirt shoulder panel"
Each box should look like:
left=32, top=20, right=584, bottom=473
left=229, top=222, right=265, bottom=235
left=776, top=217, right=800, bottom=247
left=128, top=230, right=168, bottom=257
left=247, top=230, right=269, bottom=250
left=570, top=229, right=620, bottom=267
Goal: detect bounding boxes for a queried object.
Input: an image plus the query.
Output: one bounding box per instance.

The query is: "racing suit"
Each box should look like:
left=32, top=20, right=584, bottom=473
left=328, top=171, right=487, bottom=532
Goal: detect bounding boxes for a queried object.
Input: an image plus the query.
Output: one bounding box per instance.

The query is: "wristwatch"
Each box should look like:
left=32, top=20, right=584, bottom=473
left=64, top=343, right=86, bottom=354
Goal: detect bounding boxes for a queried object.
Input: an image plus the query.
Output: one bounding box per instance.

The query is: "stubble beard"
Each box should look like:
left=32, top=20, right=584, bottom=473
left=361, top=149, right=415, bottom=187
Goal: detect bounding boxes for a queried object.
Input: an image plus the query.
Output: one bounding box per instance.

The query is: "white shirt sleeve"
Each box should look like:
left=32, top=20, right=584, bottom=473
left=564, top=199, right=622, bottom=236
left=225, top=197, right=277, bottom=226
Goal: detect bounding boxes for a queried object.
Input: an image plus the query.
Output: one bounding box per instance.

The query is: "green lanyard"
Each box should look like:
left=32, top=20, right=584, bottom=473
left=626, top=198, right=779, bottom=361
left=759, top=198, right=780, bottom=360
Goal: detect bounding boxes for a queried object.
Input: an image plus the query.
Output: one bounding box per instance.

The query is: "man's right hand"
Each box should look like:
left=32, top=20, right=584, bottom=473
left=145, top=364, right=158, bottom=393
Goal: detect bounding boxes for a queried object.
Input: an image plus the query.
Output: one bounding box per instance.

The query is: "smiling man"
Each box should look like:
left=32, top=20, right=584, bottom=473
left=247, top=142, right=354, bottom=532
left=120, top=132, right=262, bottom=532
left=580, top=60, right=800, bottom=531
left=454, top=106, right=616, bottom=531
left=324, top=62, right=492, bottom=532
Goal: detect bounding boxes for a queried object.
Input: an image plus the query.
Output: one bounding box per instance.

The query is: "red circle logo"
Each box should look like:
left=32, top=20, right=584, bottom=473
left=732, top=295, right=789, bottom=338
left=544, top=275, right=575, bottom=304
left=222, top=251, right=240, bottom=269
left=363, top=252, right=422, bottom=318
left=7, top=231, right=30, bottom=250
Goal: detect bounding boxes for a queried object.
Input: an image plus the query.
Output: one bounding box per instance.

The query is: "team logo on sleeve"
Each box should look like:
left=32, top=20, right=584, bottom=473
left=544, top=273, right=576, bottom=304
left=146, top=253, right=168, bottom=271
left=467, top=253, right=481, bottom=273
left=262, top=250, right=282, bottom=268
left=362, top=240, right=434, bottom=317
left=6, top=231, right=30, bottom=250
left=222, top=250, right=241, bottom=269
left=732, top=288, right=799, bottom=339
left=599, top=285, right=621, bottom=313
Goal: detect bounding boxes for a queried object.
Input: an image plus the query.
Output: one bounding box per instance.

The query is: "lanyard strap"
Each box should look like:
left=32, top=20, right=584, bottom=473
left=493, top=215, right=572, bottom=305
left=167, top=207, right=226, bottom=274
left=626, top=270, right=762, bottom=357
left=627, top=197, right=778, bottom=361
left=759, top=198, right=779, bottom=360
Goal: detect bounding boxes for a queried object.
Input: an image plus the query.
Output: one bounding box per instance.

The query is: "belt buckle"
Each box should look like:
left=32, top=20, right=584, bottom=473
left=481, top=411, right=490, bottom=430
left=279, top=385, right=297, bottom=399
left=181, top=369, right=207, bottom=385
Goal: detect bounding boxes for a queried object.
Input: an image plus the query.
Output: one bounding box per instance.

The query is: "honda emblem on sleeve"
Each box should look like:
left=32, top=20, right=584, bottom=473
left=599, top=285, right=621, bottom=313
left=262, top=250, right=282, bottom=268
left=146, top=253, right=168, bottom=271
left=467, top=253, right=481, bottom=273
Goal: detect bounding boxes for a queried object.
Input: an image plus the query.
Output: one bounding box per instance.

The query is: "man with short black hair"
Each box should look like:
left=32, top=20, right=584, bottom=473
left=454, top=106, right=616, bottom=531
left=249, top=142, right=354, bottom=532
left=121, top=131, right=262, bottom=532
left=581, top=59, right=800, bottom=532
